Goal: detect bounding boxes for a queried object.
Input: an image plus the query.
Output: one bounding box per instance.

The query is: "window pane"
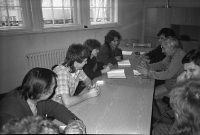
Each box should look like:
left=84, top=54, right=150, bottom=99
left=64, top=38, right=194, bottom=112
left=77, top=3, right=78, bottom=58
left=42, top=0, right=78, bottom=27
left=90, top=0, right=117, bottom=25
left=0, top=0, right=23, bottom=29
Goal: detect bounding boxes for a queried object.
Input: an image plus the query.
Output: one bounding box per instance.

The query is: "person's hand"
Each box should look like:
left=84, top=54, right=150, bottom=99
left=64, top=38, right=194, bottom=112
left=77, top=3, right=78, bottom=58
left=101, top=65, right=111, bottom=74
left=64, top=119, right=86, bottom=134
left=115, top=56, right=122, bottom=61
left=136, top=66, right=149, bottom=75
left=138, top=60, right=148, bottom=69
left=87, top=84, right=101, bottom=98
left=177, top=71, right=190, bottom=83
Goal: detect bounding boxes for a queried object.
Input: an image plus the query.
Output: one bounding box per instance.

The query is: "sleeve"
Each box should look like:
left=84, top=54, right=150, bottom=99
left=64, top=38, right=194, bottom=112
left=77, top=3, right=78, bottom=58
left=41, top=100, right=79, bottom=125
left=97, top=45, right=117, bottom=65
left=78, top=70, right=88, bottom=81
left=55, top=68, right=70, bottom=95
left=147, top=55, right=184, bottom=80
left=115, top=47, right=123, bottom=59
left=148, top=57, right=170, bottom=71
left=83, top=64, right=102, bottom=80
left=145, top=45, right=161, bottom=59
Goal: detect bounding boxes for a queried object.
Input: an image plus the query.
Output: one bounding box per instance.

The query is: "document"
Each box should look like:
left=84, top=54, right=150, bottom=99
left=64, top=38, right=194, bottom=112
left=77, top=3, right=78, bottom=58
left=107, top=69, right=126, bottom=78
left=118, top=60, right=131, bottom=67
left=122, top=51, right=132, bottom=55
left=133, top=70, right=142, bottom=75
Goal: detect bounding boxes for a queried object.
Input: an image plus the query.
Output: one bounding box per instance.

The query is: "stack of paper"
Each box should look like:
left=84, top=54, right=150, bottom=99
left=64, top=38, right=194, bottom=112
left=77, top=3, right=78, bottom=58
left=133, top=70, right=142, bottom=75
left=118, top=60, right=131, bottom=67
left=107, top=69, right=126, bottom=78
left=122, top=51, right=132, bottom=55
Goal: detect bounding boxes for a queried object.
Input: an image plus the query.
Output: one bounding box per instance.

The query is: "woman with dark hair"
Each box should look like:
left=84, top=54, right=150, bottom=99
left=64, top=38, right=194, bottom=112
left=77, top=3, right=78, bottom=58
left=52, top=43, right=100, bottom=108
left=97, top=29, right=123, bottom=65
left=0, top=67, right=79, bottom=129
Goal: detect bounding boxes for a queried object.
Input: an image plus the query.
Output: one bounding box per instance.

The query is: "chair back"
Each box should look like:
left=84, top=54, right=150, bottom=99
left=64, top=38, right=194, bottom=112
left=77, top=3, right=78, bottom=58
left=133, top=43, right=152, bottom=48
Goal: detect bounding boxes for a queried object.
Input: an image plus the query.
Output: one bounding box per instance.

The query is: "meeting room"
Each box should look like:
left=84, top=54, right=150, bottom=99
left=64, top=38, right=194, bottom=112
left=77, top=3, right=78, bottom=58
left=1, top=0, right=200, bottom=134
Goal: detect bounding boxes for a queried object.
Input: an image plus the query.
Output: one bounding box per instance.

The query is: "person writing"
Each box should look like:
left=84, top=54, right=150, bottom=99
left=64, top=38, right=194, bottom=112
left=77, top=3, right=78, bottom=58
left=97, top=29, right=123, bottom=65
left=52, top=43, right=100, bottom=108
left=0, top=67, right=80, bottom=129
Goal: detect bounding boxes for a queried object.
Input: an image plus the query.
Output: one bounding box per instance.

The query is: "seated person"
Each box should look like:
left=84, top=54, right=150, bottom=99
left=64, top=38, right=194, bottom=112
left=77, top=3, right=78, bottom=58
left=0, top=116, right=86, bottom=134
left=97, top=29, right=123, bottom=65
left=52, top=43, right=100, bottom=108
left=169, top=79, right=200, bottom=135
left=152, top=49, right=200, bottom=135
left=137, top=37, right=186, bottom=99
left=140, top=28, right=176, bottom=64
left=74, top=39, right=112, bottom=96
left=0, top=67, right=79, bottom=129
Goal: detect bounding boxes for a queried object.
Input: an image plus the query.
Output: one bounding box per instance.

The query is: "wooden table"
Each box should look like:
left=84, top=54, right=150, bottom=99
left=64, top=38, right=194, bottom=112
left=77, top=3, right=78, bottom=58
left=56, top=47, right=155, bottom=134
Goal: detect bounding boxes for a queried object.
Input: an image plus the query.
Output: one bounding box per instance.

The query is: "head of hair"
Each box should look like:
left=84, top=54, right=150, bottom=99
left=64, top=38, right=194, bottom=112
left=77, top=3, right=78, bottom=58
left=182, top=49, right=200, bottom=66
left=63, top=43, right=90, bottom=73
left=169, top=79, right=200, bottom=135
left=157, top=28, right=176, bottom=37
left=162, top=36, right=181, bottom=50
left=104, top=30, right=122, bottom=45
left=83, top=39, right=101, bottom=52
left=17, top=67, right=57, bottom=100
left=0, top=116, right=59, bottom=134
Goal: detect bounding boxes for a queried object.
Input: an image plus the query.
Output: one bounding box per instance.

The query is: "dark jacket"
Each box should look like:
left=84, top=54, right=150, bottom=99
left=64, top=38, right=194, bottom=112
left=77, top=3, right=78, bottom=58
left=97, top=43, right=123, bottom=65
left=83, top=57, right=104, bottom=80
left=0, top=89, right=78, bottom=128
left=145, top=45, right=166, bottom=64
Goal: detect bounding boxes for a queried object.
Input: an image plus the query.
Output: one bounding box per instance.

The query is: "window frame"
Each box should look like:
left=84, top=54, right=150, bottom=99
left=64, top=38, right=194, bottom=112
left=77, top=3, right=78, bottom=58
left=0, top=0, right=121, bottom=36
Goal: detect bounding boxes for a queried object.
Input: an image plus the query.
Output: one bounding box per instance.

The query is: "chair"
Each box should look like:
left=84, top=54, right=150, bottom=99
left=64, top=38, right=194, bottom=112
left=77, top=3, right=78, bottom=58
left=133, top=43, right=152, bottom=48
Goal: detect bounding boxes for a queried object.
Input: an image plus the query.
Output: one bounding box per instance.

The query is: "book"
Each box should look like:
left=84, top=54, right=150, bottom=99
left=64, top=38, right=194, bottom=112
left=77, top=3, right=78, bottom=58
left=122, top=51, right=132, bottom=55
left=107, top=69, right=126, bottom=78
left=118, top=60, right=131, bottom=67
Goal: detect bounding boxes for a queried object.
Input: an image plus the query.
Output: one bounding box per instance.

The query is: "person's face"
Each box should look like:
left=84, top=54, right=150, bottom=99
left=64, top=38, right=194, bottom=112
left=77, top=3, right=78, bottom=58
left=110, top=37, right=119, bottom=49
left=74, top=58, right=88, bottom=70
left=184, top=61, right=200, bottom=79
left=161, top=42, right=173, bottom=56
left=40, top=77, right=57, bottom=101
left=158, top=34, right=166, bottom=44
left=91, top=48, right=99, bottom=57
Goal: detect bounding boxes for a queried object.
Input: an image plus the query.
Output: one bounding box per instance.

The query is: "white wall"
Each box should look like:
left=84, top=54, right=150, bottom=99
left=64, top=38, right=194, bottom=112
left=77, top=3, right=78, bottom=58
left=0, top=0, right=144, bottom=94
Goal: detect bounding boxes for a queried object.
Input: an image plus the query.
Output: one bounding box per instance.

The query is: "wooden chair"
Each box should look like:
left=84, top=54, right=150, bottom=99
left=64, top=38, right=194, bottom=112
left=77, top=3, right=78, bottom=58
left=133, top=43, right=152, bottom=48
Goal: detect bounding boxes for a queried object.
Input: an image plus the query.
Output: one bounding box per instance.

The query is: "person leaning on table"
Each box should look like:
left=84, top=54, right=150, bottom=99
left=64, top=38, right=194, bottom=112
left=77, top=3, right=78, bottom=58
left=137, top=37, right=186, bottom=99
left=0, top=67, right=81, bottom=130
left=152, top=49, right=200, bottom=135
left=97, top=29, right=123, bottom=65
left=52, top=43, right=100, bottom=108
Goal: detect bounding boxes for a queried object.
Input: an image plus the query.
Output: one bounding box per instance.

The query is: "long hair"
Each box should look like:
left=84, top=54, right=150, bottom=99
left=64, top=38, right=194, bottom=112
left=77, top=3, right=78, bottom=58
left=62, top=43, right=90, bottom=73
left=169, top=79, right=200, bottom=135
left=182, top=50, right=200, bottom=66
left=83, top=39, right=101, bottom=52
left=17, top=68, right=57, bottom=100
left=104, top=30, right=122, bottom=46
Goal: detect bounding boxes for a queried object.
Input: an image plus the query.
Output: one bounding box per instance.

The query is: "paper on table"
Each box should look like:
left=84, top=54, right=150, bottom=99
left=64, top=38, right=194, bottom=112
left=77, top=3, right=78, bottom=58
left=122, top=51, right=132, bottom=55
left=107, top=69, right=126, bottom=78
left=133, top=70, right=142, bottom=75
left=118, top=60, right=131, bottom=66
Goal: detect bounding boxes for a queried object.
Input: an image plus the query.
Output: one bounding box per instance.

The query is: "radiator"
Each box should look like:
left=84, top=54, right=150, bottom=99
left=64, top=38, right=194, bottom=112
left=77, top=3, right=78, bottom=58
left=26, top=48, right=68, bottom=69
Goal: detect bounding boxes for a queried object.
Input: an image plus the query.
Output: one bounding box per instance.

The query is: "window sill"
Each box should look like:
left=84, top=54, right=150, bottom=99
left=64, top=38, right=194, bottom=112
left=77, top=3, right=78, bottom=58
left=0, top=23, right=122, bottom=36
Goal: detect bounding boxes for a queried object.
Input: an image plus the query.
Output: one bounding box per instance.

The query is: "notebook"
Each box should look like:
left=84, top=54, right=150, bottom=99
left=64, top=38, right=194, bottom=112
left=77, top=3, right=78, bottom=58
left=118, top=60, right=131, bottom=67
left=107, top=69, right=126, bottom=78
left=122, top=51, right=132, bottom=55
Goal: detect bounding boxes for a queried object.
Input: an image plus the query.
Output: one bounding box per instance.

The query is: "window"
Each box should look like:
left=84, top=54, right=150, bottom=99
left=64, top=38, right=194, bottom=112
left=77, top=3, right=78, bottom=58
left=0, top=0, right=25, bottom=29
left=90, top=0, right=118, bottom=25
left=0, top=0, right=119, bottom=34
left=42, top=0, right=80, bottom=28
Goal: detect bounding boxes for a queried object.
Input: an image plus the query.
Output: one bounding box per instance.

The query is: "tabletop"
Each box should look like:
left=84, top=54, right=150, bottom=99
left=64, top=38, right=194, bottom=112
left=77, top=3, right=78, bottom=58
left=55, top=47, right=155, bottom=134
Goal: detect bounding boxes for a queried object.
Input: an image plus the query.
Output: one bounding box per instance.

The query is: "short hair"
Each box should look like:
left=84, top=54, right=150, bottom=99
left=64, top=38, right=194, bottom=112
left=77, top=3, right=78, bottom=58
left=104, top=30, right=122, bottom=45
left=83, top=39, right=101, bottom=52
left=17, top=67, right=57, bottom=100
left=0, top=116, right=59, bottom=134
left=157, top=28, right=176, bottom=37
left=63, top=43, right=90, bottom=73
left=162, top=36, right=181, bottom=49
left=182, top=49, right=200, bottom=66
left=169, top=79, right=200, bottom=135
